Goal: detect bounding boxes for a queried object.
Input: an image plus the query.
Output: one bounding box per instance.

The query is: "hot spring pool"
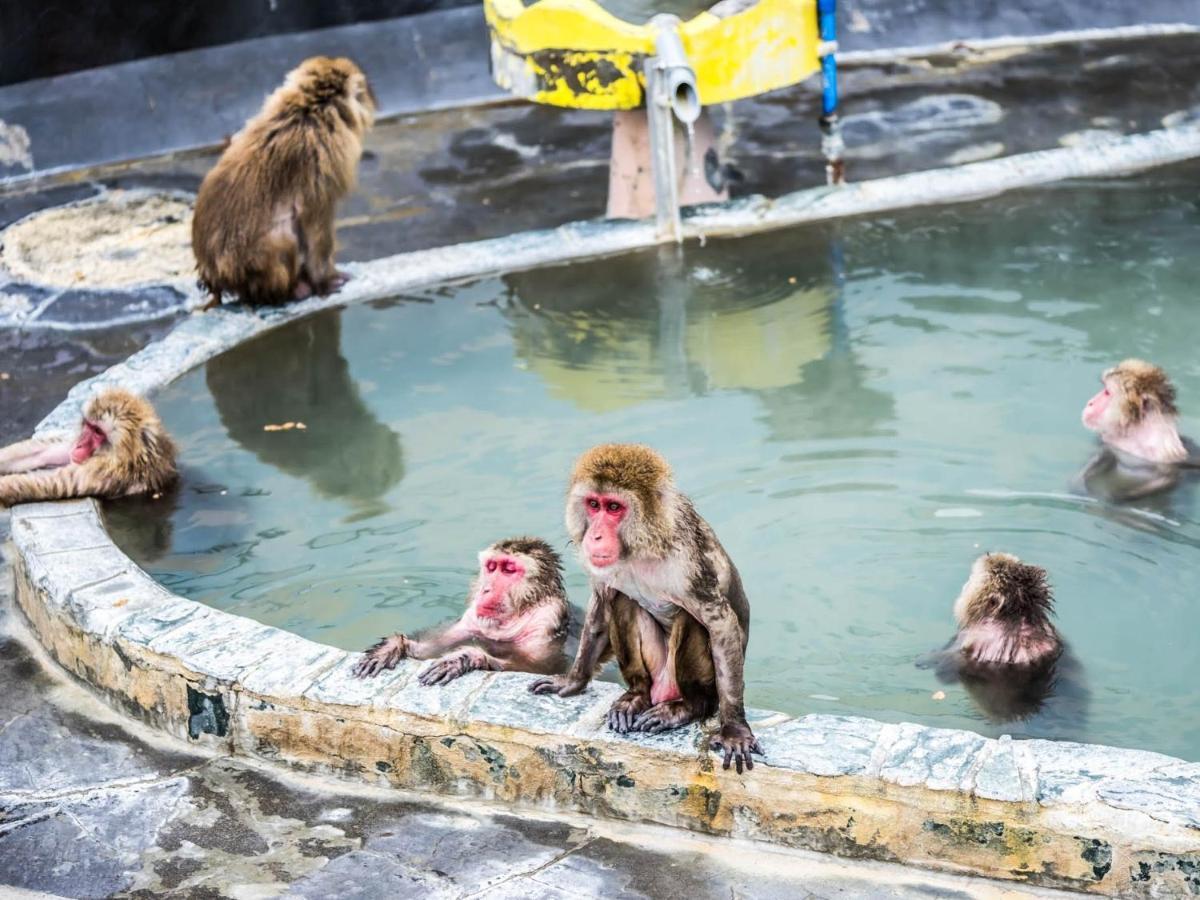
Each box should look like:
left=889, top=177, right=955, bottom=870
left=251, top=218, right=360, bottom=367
left=105, top=163, right=1200, bottom=759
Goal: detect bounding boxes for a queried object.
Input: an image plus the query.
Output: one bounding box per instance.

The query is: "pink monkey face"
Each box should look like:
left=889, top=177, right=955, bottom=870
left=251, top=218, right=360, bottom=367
left=583, top=493, right=627, bottom=569
left=473, top=554, right=526, bottom=619
left=71, top=420, right=107, bottom=464
left=1082, top=379, right=1114, bottom=431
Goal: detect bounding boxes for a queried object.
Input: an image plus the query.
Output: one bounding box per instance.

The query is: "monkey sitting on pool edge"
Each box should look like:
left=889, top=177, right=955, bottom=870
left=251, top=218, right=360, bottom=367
left=921, top=553, right=1086, bottom=726
left=531, top=443, right=763, bottom=774
left=191, top=56, right=376, bottom=308
left=0, top=389, right=177, bottom=507
left=1078, top=359, right=1199, bottom=502
left=353, top=537, right=572, bottom=685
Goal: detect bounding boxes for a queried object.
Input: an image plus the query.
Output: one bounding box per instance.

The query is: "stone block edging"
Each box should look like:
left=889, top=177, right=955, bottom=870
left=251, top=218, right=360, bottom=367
left=11, top=499, right=1200, bottom=896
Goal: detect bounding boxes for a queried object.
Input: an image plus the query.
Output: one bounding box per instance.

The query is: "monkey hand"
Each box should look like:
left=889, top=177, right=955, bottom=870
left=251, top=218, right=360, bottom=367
left=606, top=691, right=651, bottom=734
left=709, top=721, right=765, bottom=775
left=418, top=652, right=476, bottom=686
left=352, top=634, right=408, bottom=678
left=528, top=674, right=588, bottom=697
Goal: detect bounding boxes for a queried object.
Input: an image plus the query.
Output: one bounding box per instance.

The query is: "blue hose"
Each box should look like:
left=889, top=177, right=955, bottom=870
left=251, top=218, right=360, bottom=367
left=816, top=0, right=844, bottom=183
left=817, top=0, right=838, bottom=118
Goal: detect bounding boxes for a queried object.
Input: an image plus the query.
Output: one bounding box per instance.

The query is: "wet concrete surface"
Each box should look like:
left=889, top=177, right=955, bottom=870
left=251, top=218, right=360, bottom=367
left=0, top=559, right=1083, bottom=899
left=3, top=32, right=1199, bottom=332
left=0, top=32, right=1192, bottom=436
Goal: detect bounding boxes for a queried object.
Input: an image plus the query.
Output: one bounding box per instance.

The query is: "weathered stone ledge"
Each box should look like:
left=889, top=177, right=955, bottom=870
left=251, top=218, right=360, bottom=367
left=9, top=499, right=1200, bottom=897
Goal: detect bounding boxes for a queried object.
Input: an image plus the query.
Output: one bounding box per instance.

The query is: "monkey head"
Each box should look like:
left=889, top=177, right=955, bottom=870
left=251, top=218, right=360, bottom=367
left=953, top=553, right=1050, bottom=626
left=1082, top=359, right=1186, bottom=463
left=472, top=537, right=564, bottom=620
left=566, top=444, right=676, bottom=570
left=1083, top=359, right=1178, bottom=435
left=78, top=389, right=177, bottom=488
left=953, top=553, right=1060, bottom=667
left=286, top=56, right=377, bottom=136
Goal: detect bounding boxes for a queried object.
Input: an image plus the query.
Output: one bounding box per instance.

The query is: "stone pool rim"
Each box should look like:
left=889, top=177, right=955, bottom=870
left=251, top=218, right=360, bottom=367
left=11, top=130, right=1200, bottom=896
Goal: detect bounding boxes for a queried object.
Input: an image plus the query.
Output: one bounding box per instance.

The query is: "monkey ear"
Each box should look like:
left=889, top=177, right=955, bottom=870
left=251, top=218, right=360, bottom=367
left=1141, top=395, right=1157, bottom=415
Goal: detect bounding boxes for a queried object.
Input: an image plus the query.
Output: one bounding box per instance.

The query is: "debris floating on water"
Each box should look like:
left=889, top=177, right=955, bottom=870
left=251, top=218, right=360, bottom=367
left=932, top=690, right=946, bottom=701
left=263, top=421, right=306, bottom=432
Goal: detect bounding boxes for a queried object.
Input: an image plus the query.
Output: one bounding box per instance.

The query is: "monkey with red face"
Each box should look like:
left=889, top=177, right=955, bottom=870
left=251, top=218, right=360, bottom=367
left=531, top=444, right=763, bottom=774
left=1078, top=359, right=1198, bottom=501
left=0, top=389, right=177, bottom=507
left=353, top=537, right=570, bottom=685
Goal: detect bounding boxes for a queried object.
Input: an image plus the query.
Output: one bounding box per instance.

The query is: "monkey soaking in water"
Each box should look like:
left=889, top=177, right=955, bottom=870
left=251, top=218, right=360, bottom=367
left=1079, top=359, right=1199, bottom=501
left=531, top=444, right=763, bottom=774
left=0, top=389, right=177, bottom=507
left=921, top=553, right=1084, bottom=725
left=192, top=56, right=376, bottom=307
left=353, top=538, right=571, bottom=685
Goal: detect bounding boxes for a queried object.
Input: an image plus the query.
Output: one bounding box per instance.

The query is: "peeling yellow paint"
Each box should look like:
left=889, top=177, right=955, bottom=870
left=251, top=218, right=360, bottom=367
left=485, top=0, right=820, bottom=110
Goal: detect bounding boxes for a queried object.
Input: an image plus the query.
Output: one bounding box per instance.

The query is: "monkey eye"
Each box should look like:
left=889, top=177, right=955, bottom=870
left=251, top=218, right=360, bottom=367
left=606, top=501, right=623, bottom=513
left=486, top=560, right=497, bottom=573
left=587, top=498, right=600, bottom=510
left=501, top=561, right=517, bottom=575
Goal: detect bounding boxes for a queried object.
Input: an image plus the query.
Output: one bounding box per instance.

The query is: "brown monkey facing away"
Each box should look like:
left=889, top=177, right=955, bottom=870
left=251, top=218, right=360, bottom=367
left=922, top=553, right=1072, bottom=724
left=353, top=538, right=571, bottom=685
left=192, top=56, right=376, bottom=307
left=1079, top=359, right=1198, bottom=500
left=531, top=444, right=763, bottom=774
left=0, top=389, right=177, bottom=507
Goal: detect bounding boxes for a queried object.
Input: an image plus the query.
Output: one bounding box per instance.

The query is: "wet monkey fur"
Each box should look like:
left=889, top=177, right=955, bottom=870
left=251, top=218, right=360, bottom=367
left=192, top=56, right=376, bottom=307
left=950, top=553, right=1061, bottom=669
left=531, top=444, right=763, bottom=774
left=353, top=538, right=571, bottom=686
left=0, top=389, right=177, bottom=507
left=1079, top=359, right=1198, bottom=500
left=923, top=554, right=1076, bottom=724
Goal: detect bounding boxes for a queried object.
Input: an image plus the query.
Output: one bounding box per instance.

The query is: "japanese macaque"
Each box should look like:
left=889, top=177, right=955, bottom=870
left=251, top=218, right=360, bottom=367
left=531, top=444, right=762, bottom=774
left=951, top=553, right=1061, bottom=668
left=923, top=554, right=1068, bottom=723
left=0, top=389, right=177, bottom=507
left=1079, top=360, right=1197, bottom=500
left=192, top=56, right=376, bottom=307
left=353, top=538, right=571, bottom=685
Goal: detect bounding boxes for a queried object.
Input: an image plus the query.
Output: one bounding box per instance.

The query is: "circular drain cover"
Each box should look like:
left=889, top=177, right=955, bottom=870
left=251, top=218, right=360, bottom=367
left=1, top=189, right=195, bottom=290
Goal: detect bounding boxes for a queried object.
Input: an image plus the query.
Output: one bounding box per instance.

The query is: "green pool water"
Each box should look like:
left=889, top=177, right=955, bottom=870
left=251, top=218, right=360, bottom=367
left=105, top=163, right=1200, bottom=759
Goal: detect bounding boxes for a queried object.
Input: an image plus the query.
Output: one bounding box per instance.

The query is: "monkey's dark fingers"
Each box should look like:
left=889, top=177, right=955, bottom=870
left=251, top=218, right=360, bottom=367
left=751, top=739, right=765, bottom=757
left=637, top=717, right=670, bottom=735
left=722, top=743, right=734, bottom=771
left=740, top=747, right=754, bottom=771
left=529, top=678, right=558, bottom=694
left=352, top=657, right=377, bottom=678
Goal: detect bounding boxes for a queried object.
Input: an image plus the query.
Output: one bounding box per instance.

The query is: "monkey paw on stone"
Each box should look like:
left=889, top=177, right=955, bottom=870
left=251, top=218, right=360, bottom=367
left=528, top=673, right=589, bottom=698
left=418, top=652, right=476, bottom=686
left=606, top=691, right=651, bottom=734
left=352, top=633, right=408, bottom=678
left=631, top=699, right=698, bottom=735
left=709, top=722, right=764, bottom=774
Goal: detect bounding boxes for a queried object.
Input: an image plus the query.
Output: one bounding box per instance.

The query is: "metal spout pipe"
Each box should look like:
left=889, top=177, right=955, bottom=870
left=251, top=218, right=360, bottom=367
left=649, top=15, right=701, bottom=126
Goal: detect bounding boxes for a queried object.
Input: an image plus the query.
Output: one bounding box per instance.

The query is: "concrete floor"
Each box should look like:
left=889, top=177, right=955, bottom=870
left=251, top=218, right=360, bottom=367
left=0, top=551, right=1083, bottom=900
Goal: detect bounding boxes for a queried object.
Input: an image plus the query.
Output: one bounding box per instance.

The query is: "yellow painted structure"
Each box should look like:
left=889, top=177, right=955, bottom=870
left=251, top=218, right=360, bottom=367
left=485, top=0, right=820, bottom=110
